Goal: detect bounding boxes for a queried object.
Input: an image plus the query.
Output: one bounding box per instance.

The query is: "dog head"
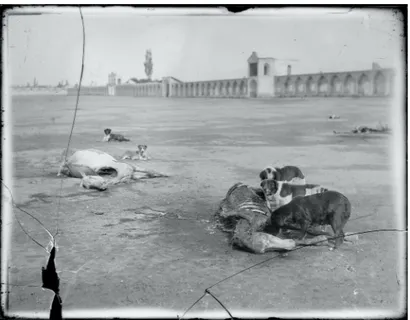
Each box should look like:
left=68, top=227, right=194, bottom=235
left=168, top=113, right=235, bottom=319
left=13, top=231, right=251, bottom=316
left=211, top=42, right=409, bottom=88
left=104, top=128, right=112, bottom=135
left=259, top=167, right=278, bottom=181
left=137, top=144, right=148, bottom=154
left=260, top=179, right=280, bottom=200
left=271, top=198, right=298, bottom=227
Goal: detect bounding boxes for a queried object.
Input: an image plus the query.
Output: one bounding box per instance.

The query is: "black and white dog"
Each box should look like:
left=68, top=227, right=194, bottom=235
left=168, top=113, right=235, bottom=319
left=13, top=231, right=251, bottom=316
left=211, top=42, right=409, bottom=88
left=103, top=128, right=130, bottom=142
left=259, top=166, right=306, bottom=185
left=270, top=191, right=351, bottom=249
left=260, top=178, right=328, bottom=210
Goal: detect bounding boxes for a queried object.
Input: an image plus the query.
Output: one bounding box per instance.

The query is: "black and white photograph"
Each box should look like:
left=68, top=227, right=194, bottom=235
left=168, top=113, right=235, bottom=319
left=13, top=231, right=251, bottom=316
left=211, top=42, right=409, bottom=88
left=1, top=5, right=407, bottom=319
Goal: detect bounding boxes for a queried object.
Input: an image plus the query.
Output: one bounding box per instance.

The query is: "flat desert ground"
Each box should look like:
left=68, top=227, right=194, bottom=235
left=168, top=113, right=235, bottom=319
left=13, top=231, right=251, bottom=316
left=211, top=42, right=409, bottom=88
left=4, top=95, right=406, bottom=317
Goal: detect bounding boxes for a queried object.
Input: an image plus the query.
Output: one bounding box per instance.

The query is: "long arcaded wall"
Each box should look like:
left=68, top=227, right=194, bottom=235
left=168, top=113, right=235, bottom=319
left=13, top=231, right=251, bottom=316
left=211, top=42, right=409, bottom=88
left=274, top=69, right=395, bottom=97
left=168, top=78, right=248, bottom=98
left=67, top=86, right=108, bottom=96
left=66, top=68, right=394, bottom=98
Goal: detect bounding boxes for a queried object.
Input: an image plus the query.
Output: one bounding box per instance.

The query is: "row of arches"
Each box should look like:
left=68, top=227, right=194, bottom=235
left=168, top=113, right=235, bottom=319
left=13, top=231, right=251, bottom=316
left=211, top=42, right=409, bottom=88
left=170, top=80, right=248, bottom=98
left=114, top=83, right=162, bottom=97
left=277, top=71, right=389, bottom=97
left=67, top=86, right=108, bottom=96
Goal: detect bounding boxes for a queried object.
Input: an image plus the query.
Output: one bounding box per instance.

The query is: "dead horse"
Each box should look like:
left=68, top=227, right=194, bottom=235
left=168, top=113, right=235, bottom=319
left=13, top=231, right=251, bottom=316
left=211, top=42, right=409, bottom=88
left=215, top=182, right=298, bottom=254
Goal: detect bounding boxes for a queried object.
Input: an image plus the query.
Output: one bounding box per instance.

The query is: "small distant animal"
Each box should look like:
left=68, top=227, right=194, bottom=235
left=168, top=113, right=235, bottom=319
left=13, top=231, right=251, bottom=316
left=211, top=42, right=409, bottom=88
left=102, top=128, right=130, bottom=142
left=260, top=179, right=328, bottom=209
left=329, top=114, right=340, bottom=120
left=270, top=191, right=351, bottom=249
left=259, top=166, right=306, bottom=185
left=121, top=144, right=149, bottom=160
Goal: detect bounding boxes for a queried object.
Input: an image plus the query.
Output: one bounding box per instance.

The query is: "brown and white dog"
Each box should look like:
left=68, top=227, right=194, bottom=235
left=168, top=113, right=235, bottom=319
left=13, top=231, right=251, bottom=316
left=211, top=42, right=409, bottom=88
left=103, top=128, right=130, bottom=142
left=121, top=144, right=149, bottom=160
left=260, top=179, right=328, bottom=210
left=259, top=166, right=306, bottom=185
left=270, top=191, right=351, bottom=249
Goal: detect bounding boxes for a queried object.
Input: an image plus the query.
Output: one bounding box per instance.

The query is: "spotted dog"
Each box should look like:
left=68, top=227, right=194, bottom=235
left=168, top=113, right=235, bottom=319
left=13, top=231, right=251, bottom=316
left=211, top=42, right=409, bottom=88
left=260, top=178, right=328, bottom=210
left=102, top=128, right=130, bottom=142
left=259, top=166, right=306, bottom=185
left=270, top=191, right=351, bottom=249
left=136, top=144, right=149, bottom=160
left=121, top=144, right=149, bottom=160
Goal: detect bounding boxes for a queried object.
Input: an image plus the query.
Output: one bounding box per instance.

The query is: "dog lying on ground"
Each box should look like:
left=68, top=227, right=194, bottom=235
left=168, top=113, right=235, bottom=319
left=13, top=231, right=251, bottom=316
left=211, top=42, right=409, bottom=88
left=259, top=166, right=306, bottom=185
left=260, top=178, right=328, bottom=209
left=102, top=128, right=130, bottom=142
left=121, top=145, right=149, bottom=160
left=270, top=191, right=351, bottom=249
left=329, top=114, right=340, bottom=120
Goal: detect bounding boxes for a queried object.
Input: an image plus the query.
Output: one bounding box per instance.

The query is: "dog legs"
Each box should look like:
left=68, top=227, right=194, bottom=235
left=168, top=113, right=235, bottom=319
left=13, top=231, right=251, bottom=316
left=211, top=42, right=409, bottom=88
left=330, top=210, right=349, bottom=249
left=298, top=222, right=308, bottom=240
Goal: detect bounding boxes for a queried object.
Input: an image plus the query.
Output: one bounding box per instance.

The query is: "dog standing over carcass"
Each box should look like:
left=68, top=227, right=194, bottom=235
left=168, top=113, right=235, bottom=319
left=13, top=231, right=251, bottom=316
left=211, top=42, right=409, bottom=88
left=270, top=191, right=352, bottom=250
left=260, top=178, right=328, bottom=211
left=214, top=182, right=328, bottom=254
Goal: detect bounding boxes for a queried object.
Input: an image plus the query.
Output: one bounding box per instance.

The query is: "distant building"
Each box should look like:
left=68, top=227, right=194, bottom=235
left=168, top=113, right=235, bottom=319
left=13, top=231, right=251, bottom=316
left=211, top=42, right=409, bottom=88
left=108, top=72, right=116, bottom=86
left=68, top=52, right=396, bottom=98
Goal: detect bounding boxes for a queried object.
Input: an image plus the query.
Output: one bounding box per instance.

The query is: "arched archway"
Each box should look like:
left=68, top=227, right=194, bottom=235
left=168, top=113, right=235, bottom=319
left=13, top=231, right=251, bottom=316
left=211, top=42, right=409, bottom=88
left=206, top=83, right=211, bottom=96
left=284, top=79, right=289, bottom=95
left=249, top=79, right=257, bottom=98
left=195, top=83, right=199, bottom=97
left=330, top=76, right=341, bottom=95
left=239, top=80, right=246, bottom=96
left=232, top=81, right=238, bottom=97
left=306, top=77, right=314, bottom=95
left=264, top=63, right=270, bottom=76
left=344, top=75, right=354, bottom=95
left=218, top=82, right=224, bottom=97
left=318, top=76, right=328, bottom=95
left=203, top=83, right=208, bottom=97
left=373, top=71, right=386, bottom=95
left=211, top=83, right=216, bottom=97
left=226, top=82, right=231, bottom=97
left=284, top=78, right=294, bottom=95
left=198, top=83, right=204, bottom=97
left=295, top=77, right=303, bottom=95
left=358, top=74, right=370, bottom=96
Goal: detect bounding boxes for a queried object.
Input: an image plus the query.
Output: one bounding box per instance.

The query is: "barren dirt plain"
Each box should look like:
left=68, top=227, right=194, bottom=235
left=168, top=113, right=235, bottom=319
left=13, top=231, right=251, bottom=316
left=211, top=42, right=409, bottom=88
left=5, top=95, right=406, bottom=317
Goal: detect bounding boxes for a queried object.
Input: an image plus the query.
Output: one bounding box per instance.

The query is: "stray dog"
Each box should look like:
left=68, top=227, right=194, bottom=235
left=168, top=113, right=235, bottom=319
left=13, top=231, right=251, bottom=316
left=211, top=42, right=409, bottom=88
left=260, top=179, right=328, bottom=209
left=121, top=144, right=149, bottom=160
left=259, top=166, right=306, bottom=185
left=329, top=114, right=340, bottom=120
left=102, top=128, right=130, bottom=142
left=271, top=191, right=351, bottom=249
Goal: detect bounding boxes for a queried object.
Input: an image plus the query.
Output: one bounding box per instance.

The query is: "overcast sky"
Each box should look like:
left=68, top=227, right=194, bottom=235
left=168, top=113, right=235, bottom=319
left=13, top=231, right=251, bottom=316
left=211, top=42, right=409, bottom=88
left=7, top=7, right=403, bottom=86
